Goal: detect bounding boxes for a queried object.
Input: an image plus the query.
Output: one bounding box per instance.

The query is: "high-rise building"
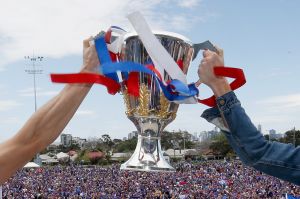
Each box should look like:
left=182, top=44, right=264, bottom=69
left=72, top=137, right=87, bottom=148
left=128, top=131, right=138, bottom=140
left=192, top=132, right=199, bottom=142
left=267, top=129, right=283, bottom=140
left=199, top=128, right=220, bottom=142
left=61, top=134, right=72, bottom=147
left=258, top=124, right=262, bottom=132
left=269, top=129, right=276, bottom=139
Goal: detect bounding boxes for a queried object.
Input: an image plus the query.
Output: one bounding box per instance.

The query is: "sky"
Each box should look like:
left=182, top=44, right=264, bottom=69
left=0, top=0, right=299, bottom=142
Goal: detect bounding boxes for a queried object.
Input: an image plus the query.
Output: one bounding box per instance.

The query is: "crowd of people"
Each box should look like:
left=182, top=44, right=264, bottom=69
left=2, top=160, right=300, bottom=198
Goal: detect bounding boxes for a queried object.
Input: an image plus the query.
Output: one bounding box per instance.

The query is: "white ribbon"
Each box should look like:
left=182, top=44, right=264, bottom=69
left=127, top=11, right=187, bottom=85
left=107, top=27, right=127, bottom=54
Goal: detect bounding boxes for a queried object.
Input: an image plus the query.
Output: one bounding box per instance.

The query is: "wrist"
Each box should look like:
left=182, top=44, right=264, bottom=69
left=80, top=64, right=99, bottom=74
left=210, top=79, right=232, bottom=97
left=67, top=66, right=94, bottom=87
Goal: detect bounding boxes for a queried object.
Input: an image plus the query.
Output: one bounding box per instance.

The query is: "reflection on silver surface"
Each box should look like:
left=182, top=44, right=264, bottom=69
left=120, top=32, right=194, bottom=172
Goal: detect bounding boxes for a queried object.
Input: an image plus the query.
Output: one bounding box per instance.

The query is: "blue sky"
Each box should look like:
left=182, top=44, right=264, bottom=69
left=0, top=0, right=299, bottom=142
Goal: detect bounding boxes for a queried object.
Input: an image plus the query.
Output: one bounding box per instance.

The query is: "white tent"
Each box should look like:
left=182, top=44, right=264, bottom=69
left=23, top=162, right=40, bottom=168
left=39, top=154, right=52, bottom=160
left=111, top=152, right=132, bottom=161
left=43, top=158, right=59, bottom=164
left=56, top=152, right=70, bottom=162
left=39, top=154, right=58, bottom=164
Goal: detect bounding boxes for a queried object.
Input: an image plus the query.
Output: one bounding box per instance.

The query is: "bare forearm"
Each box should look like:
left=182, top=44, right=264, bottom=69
left=0, top=83, right=92, bottom=183
left=0, top=37, right=100, bottom=184
left=19, top=83, right=91, bottom=149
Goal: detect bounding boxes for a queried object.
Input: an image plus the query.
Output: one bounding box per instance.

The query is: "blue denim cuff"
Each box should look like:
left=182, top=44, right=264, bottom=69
left=216, top=91, right=241, bottom=113
left=201, top=107, right=221, bottom=122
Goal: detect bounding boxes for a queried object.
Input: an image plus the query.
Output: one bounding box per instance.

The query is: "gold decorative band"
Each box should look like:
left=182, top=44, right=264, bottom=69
left=122, top=84, right=177, bottom=120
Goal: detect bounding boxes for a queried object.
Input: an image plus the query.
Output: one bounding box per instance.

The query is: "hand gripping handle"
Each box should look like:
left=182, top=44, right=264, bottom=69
left=192, top=40, right=217, bottom=60
left=192, top=41, right=246, bottom=107
left=197, top=67, right=246, bottom=107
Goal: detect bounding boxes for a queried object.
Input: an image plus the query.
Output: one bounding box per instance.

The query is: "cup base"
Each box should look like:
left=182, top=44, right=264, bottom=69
left=120, top=163, right=175, bottom=172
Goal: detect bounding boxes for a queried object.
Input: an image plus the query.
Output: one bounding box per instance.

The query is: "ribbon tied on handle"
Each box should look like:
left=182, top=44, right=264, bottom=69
left=191, top=41, right=246, bottom=107
left=197, top=67, right=246, bottom=107
left=50, top=12, right=246, bottom=107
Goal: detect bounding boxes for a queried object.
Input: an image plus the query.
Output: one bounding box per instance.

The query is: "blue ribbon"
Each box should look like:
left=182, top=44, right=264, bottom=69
left=110, top=26, right=126, bottom=32
left=94, top=36, right=199, bottom=102
left=94, top=37, right=119, bottom=82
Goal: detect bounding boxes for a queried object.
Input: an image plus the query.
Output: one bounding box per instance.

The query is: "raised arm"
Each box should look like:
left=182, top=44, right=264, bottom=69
left=199, top=48, right=300, bottom=185
left=0, top=38, right=99, bottom=183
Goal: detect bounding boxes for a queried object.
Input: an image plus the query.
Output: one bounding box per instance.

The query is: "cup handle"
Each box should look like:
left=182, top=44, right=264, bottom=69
left=192, top=40, right=217, bottom=60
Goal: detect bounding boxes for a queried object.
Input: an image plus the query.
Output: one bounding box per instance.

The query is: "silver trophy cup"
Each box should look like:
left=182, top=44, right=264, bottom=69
left=119, top=31, right=194, bottom=172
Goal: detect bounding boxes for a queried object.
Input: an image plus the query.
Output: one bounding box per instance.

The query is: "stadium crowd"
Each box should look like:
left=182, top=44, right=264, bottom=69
left=2, top=160, right=300, bottom=198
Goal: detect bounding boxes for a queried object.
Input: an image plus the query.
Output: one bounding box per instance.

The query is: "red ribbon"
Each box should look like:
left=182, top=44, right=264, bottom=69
left=50, top=73, right=121, bottom=95
left=125, top=64, right=164, bottom=97
left=51, top=66, right=246, bottom=107
left=126, top=72, right=140, bottom=97
left=198, top=67, right=246, bottom=107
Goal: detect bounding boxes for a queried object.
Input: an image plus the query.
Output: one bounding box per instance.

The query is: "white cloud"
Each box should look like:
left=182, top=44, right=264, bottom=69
left=169, top=16, right=192, bottom=31
left=0, top=0, right=204, bottom=70
left=257, top=93, right=300, bottom=109
left=0, top=117, right=22, bottom=124
left=18, top=87, right=58, bottom=97
left=0, top=100, right=21, bottom=111
left=249, top=94, right=300, bottom=132
left=252, top=114, right=291, bottom=124
left=177, top=0, right=201, bottom=8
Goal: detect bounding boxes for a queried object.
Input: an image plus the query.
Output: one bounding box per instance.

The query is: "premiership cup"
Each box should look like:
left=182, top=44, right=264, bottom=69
left=119, top=31, right=194, bottom=172
left=50, top=12, right=245, bottom=172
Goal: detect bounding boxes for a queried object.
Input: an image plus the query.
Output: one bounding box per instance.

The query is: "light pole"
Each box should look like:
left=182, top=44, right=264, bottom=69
left=24, top=54, right=44, bottom=165
left=24, top=54, right=43, bottom=112
left=265, top=130, right=270, bottom=141
left=183, top=132, right=186, bottom=151
left=293, top=127, right=296, bottom=147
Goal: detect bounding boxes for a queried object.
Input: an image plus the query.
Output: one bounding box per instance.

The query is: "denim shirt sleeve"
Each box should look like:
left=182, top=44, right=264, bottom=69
left=201, top=91, right=300, bottom=185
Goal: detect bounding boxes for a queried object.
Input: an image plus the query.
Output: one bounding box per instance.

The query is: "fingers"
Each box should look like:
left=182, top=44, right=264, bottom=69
left=83, top=36, right=93, bottom=49
left=202, top=49, right=211, bottom=57
left=214, top=45, right=224, bottom=57
left=195, top=79, right=202, bottom=87
left=203, top=46, right=224, bottom=58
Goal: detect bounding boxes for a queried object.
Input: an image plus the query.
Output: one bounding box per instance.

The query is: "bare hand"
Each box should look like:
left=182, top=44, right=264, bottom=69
left=81, top=37, right=100, bottom=73
left=198, top=47, right=231, bottom=97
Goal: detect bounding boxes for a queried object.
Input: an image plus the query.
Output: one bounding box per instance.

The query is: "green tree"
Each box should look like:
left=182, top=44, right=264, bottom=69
left=161, top=130, right=195, bottom=150
left=175, top=130, right=194, bottom=149
left=264, top=134, right=277, bottom=142
left=209, top=133, right=234, bottom=157
left=264, top=134, right=270, bottom=141
left=161, top=131, right=174, bottom=150
left=113, top=139, right=122, bottom=144
left=282, top=130, right=300, bottom=146
left=102, top=134, right=114, bottom=152
left=114, top=138, right=137, bottom=152
left=56, top=143, right=80, bottom=153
